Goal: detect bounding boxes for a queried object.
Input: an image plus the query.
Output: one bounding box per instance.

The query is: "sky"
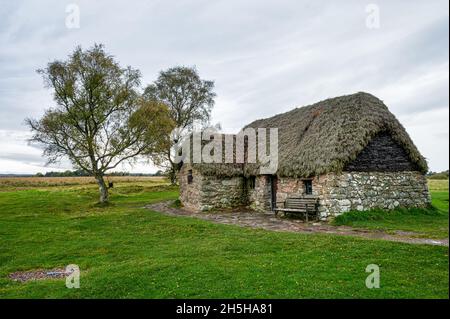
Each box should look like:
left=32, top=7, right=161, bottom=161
left=0, top=0, right=448, bottom=174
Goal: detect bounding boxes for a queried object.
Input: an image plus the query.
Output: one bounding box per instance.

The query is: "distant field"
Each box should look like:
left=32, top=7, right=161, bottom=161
left=428, top=179, right=449, bottom=192
left=0, top=176, right=167, bottom=190
left=1, top=175, right=445, bottom=187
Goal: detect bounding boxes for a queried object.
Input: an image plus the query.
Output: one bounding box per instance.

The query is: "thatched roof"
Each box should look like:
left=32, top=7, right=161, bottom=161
left=188, top=134, right=244, bottom=177
left=190, top=92, right=428, bottom=177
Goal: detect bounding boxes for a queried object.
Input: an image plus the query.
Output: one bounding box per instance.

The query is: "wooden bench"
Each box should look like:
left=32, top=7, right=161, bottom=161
left=274, top=195, right=319, bottom=221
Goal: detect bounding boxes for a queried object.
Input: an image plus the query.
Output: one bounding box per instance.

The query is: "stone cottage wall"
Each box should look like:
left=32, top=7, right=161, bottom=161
left=179, top=165, right=203, bottom=211
left=179, top=165, right=246, bottom=211
left=275, top=177, right=322, bottom=202
left=199, top=175, right=246, bottom=211
left=316, top=171, right=431, bottom=219
left=248, top=176, right=271, bottom=211
left=180, top=167, right=430, bottom=218
left=273, top=171, right=430, bottom=220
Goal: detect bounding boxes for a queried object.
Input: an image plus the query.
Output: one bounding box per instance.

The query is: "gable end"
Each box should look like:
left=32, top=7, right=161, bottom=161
left=344, top=132, right=420, bottom=172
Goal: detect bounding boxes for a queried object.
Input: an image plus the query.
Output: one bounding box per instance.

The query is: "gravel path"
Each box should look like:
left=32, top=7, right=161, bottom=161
left=145, top=201, right=449, bottom=247
left=9, top=268, right=70, bottom=282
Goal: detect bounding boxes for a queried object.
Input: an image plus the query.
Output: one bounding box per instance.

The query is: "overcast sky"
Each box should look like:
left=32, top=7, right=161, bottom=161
left=0, top=0, right=448, bottom=174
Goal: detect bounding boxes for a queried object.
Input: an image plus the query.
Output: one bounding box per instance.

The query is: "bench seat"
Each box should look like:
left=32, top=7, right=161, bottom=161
left=274, top=196, right=319, bottom=221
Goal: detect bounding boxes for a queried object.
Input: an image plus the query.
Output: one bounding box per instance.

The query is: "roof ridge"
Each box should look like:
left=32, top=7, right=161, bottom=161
left=192, top=92, right=428, bottom=177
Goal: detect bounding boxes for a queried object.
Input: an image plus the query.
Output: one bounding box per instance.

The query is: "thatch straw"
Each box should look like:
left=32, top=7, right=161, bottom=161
left=190, top=92, right=428, bottom=177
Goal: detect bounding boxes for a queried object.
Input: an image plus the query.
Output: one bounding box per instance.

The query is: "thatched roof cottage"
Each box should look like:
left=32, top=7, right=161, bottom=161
left=179, top=92, right=430, bottom=219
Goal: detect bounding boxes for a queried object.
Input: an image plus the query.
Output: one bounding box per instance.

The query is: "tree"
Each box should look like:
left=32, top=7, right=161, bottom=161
left=26, top=44, right=173, bottom=203
left=143, top=66, right=216, bottom=184
left=154, top=170, right=164, bottom=176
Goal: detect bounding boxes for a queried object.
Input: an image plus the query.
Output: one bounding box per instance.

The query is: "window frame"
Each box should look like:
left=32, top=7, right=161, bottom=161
left=303, top=179, right=313, bottom=195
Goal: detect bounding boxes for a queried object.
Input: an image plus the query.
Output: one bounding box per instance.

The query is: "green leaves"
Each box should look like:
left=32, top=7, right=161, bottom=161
left=143, top=66, right=216, bottom=132
left=142, top=66, right=217, bottom=184
left=27, top=44, right=173, bottom=202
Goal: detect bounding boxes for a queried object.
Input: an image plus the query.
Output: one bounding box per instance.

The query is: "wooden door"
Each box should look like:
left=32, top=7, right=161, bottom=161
left=269, top=175, right=277, bottom=211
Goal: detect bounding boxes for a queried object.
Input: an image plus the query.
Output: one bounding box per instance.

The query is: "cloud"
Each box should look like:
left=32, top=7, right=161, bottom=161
left=0, top=0, right=448, bottom=173
left=0, top=152, right=44, bottom=165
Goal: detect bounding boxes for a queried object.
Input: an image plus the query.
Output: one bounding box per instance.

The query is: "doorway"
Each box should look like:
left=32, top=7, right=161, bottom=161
left=269, top=175, right=277, bottom=211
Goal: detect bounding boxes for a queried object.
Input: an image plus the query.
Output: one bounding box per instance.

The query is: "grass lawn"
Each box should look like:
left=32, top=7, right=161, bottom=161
left=0, top=179, right=448, bottom=298
left=332, top=180, right=449, bottom=239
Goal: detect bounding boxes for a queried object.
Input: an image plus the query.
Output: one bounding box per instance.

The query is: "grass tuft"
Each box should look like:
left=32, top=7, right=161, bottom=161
left=93, top=201, right=115, bottom=208
left=170, top=199, right=183, bottom=208
left=334, top=206, right=441, bottom=224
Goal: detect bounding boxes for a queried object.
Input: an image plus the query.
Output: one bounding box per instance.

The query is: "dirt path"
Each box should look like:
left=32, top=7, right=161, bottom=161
left=145, top=201, right=449, bottom=247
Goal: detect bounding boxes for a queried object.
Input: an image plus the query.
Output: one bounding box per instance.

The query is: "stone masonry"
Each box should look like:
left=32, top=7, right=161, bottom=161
left=180, top=167, right=430, bottom=220
left=273, top=171, right=431, bottom=220
left=315, top=171, right=431, bottom=219
left=179, top=164, right=246, bottom=211
left=248, top=176, right=271, bottom=211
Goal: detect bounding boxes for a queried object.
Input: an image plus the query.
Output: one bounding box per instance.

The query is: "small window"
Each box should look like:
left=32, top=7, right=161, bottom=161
left=187, top=170, right=193, bottom=184
left=304, top=180, right=313, bottom=195
left=248, top=176, right=256, bottom=189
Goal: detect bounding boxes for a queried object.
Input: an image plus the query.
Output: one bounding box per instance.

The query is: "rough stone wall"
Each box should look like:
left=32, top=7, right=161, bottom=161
left=272, top=172, right=430, bottom=219
left=180, top=169, right=430, bottom=218
left=275, top=177, right=322, bottom=203
left=248, top=176, right=271, bottom=211
left=199, top=175, right=246, bottom=211
left=179, top=164, right=246, bottom=211
left=316, top=171, right=431, bottom=219
left=179, top=165, right=203, bottom=211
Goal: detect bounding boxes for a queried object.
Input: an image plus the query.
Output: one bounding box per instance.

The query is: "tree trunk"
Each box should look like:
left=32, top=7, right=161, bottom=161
left=95, top=175, right=109, bottom=203
left=168, top=165, right=178, bottom=185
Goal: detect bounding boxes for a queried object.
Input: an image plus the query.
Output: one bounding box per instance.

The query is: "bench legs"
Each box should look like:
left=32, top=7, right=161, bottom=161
left=274, top=210, right=317, bottom=221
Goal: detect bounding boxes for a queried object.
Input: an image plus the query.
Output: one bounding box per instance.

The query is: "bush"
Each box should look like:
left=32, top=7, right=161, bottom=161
left=427, top=170, right=449, bottom=180
left=170, top=199, right=183, bottom=208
